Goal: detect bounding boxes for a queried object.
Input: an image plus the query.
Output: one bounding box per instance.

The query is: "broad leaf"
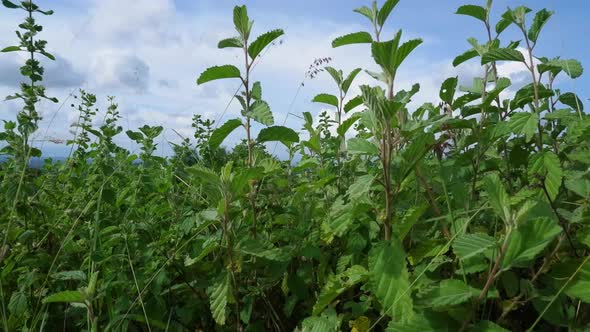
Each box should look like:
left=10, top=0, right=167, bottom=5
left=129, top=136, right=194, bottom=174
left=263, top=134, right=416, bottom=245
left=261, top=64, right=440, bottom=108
left=337, top=114, right=360, bottom=137
left=502, top=217, right=562, bottom=268
left=528, top=151, right=563, bottom=201
left=559, top=92, right=584, bottom=112
left=236, top=238, right=288, bottom=261
left=454, top=233, right=497, bottom=260
left=218, top=37, right=243, bottom=49
left=249, top=100, right=274, bottom=125
left=1, top=0, right=20, bottom=9
left=347, top=138, right=379, bottom=156
left=483, top=173, right=511, bottom=224
left=248, top=29, right=284, bottom=59
left=233, top=5, right=251, bottom=40
left=538, top=59, right=583, bottom=79
left=332, top=31, right=373, bottom=48
left=453, top=49, right=479, bottom=67
left=312, top=265, right=367, bottom=315
left=324, top=67, right=343, bottom=85
left=439, top=77, right=458, bottom=105
left=208, top=273, right=231, bottom=325
left=257, top=126, right=299, bottom=143
left=377, top=0, right=401, bottom=26
left=481, top=48, right=525, bottom=64
left=209, top=119, right=242, bottom=149
left=43, top=290, right=85, bottom=304
left=344, top=95, right=363, bottom=113
left=342, top=68, right=362, bottom=94
left=483, top=77, right=511, bottom=106
left=423, top=279, right=480, bottom=309
left=1, top=46, right=20, bottom=52
left=508, top=112, right=539, bottom=143
left=368, top=241, right=414, bottom=322
left=312, top=94, right=339, bottom=108
left=456, top=5, right=487, bottom=23
left=528, top=9, right=553, bottom=43
left=197, top=65, right=241, bottom=85
left=550, top=258, right=590, bottom=303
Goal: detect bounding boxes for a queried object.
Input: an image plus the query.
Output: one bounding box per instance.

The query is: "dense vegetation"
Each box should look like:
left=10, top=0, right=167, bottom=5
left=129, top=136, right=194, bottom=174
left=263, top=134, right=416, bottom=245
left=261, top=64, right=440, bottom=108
left=1, top=0, right=589, bottom=331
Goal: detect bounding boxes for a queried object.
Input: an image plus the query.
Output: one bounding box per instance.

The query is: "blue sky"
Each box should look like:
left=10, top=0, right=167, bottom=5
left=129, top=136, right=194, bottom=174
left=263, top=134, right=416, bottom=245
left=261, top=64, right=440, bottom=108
left=0, top=0, right=587, bottom=157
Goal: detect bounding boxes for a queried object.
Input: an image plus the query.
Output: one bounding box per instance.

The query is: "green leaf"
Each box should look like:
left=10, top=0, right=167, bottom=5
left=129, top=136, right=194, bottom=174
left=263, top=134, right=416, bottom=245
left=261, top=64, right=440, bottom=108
left=209, top=119, right=242, bottom=149
left=395, top=205, right=428, bottom=241
left=483, top=173, right=511, bottom=224
left=236, top=238, right=288, bottom=261
left=344, top=95, right=363, bottom=113
left=453, top=49, right=479, bottom=67
left=496, top=18, right=512, bottom=35
left=43, top=290, right=86, bottom=304
left=347, top=138, right=379, bottom=156
left=40, top=51, right=56, bottom=60
left=439, top=77, right=458, bottom=105
left=368, top=240, right=414, bottom=322
left=208, top=273, right=230, bottom=325
left=332, top=31, right=373, bottom=48
left=324, top=67, right=343, bottom=85
left=456, top=5, right=487, bottom=23
left=528, top=9, right=554, bottom=43
left=257, top=126, right=299, bottom=143
left=528, top=151, right=563, bottom=201
left=423, top=279, right=480, bottom=309
left=1, top=0, right=20, bottom=9
left=337, top=114, right=360, bottom=137
left=483, top=77, right=511, bottom=106
left=472, top=321, right=510, bottom=332
left=321, top=197, right=355, bottom=243
left=218, top=37, right=243, bottom=49
left=248, top=29, right=284, bottom=59
left=395, top=133, right=434, bottom=184
left=394, top=38, right=423, bottom=72
left=197, top=65, right=241, bottom=85
left=249, top=100, right=274, bottom=126
left=299, top=311, right=340, bottom=331
left=312, top=265, right=368, bottom=315
left=550, top=258, right=590, bottom=303
left=8, top=291, right=27, bottom=316
left=1, top=46, right=21, bottom=52
left=52, top=270, right=87, bottom=282
left=510, top=83, right=554, bottom=110
left=377, top=0, right=401, bottom=26
left=508, top=112, right=539, bottom=143
left=354, top=5, right=374, bottom=21
left=482, top=48, right=525, bottom=64
left=453, top=233, right=497, bottom=260
left=502, top=217, right=562, bottom=268
left=559, top=92, right=584, bottom=112
left=342, top=68, right=362, bottom=94
left=538, top=59, right=584, bottom=79
left=312, top=93, right=339, bottom=108
left=251, top=81, right=262, bottom=100
left=233, top=5, right=252, bottom=40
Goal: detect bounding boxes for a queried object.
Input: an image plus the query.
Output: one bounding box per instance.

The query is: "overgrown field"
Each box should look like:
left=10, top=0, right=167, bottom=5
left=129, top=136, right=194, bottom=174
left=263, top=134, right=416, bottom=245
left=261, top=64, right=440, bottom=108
left=1, top=0, right=589, bottom=331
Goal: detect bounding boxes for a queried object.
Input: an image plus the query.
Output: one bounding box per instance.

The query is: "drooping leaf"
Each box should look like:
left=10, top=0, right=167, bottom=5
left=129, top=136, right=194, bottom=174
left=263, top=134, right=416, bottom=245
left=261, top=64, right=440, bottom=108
left=197, top=65, right=241, bottom=85
left=538, top=59, right=583, bottom=79
left=439, top=77, right=458, bottom=105
left=481, top=48, right=525, bottom=64
left=559, top=92, right=584, bottom=112
left=257, top=126, right=299, bottom=143
left=508, top=112, right=539, bottom=143
left=313, top=265, right=368, bottom=315
left=502, top=217, right=562, bottom=268
left=344, top=95, right=363, bottom=113
left=454, top=233, right=497, bottom=261
left=528, top=9, right=554, bottom=43
left=207, top=273, right=231, bottom=325
left=209, top=119, right=242, bottom=149
left=249, top=100, right=274, bottom=126
left=248, top=29, right=284, bottom=59
left=453, top=49, right=479, bottom=67
left=312, top=94, right=339, bottom=108
left=456, top=5, right=487, bottom=23
left=423, top=279, right=480, bottom=309
left=368, top=240, right=414, bottom=322
left=43, top=290, right=86, bottom=304
left=332, top=31, right=373, bottom=48
left=218, top=37, right=243, bottom=49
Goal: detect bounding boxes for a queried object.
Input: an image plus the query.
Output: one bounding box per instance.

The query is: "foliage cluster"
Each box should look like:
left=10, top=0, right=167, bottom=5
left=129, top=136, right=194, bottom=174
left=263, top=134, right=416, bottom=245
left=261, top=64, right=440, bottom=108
left=1, top=0, right=589, bottom=331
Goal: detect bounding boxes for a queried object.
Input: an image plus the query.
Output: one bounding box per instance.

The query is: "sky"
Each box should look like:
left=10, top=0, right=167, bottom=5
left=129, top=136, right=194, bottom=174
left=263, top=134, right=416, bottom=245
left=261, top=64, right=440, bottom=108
left=0, top=0, right=588, bottom=158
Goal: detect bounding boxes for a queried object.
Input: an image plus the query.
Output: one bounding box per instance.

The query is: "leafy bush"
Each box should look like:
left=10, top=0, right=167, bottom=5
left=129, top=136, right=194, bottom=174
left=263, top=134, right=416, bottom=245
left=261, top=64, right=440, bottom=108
left=1, top=0, right=589, bottom=331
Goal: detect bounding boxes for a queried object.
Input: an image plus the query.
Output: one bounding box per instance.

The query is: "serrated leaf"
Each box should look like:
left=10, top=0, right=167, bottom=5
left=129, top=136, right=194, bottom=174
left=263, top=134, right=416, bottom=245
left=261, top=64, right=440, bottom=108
left=251, top=81, right=262, bottom=100
left=453, top=49, right=479, bottom=67
left=483, top=77, right=511, bottom=106
left=528, top=9, right=553, bottom=43
left=52, top=270, right=87, bottom=282
left=8, top=291, right=27, bottom=316
left=209, top=119, right=242, bottom=149
left=369, top=241, right=414, bottom=322
left=249, top=100, right=274, bottom=125
left=324, top=67, right=343, bottom=85
left=482, top=48, right=525, bottom=64
left=218, top=37, right=243, bottom=49
left=207, top=273, right=230, bottom=325
left=43, top=290, right=86, bottom=304
left=377, top=0, right=400, bottom=26
left=197, top=65, right=241, bottom=85
left=508, top=112, right=539, bottom=143
left=257, top=126, right=299, bottom=143
left=502, top=217, right=561, bottom=268
left=337, top=114, right=360, bottom=137
left=559, top=92, right=584, bottom=112
left=332, top=31, right=373, bottom=48
left=344, top=95, right=363, bottom=113
left=456, top=5, right=487, bottom=23
left=236, top=238, right=288, bottom=261
left=322, top=197, right=355, bottom=243
left=528, top=151, right=563, bottom=201
left=484, top=173, right=511, bottom=224
left=424, top=279, right=480, bottom=308
left=312, top=93, right=339, bottom=108
left=233, top=5, right=251, bottom=40
left=248, top=29, right=284, bottom=59
left=453, top=233, right=497, bottom=260
left=312, top=265, right=367, bottom=315
left=342, top=68, right=362, bottom=94
left=347, top=138, right=379, bottom=156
